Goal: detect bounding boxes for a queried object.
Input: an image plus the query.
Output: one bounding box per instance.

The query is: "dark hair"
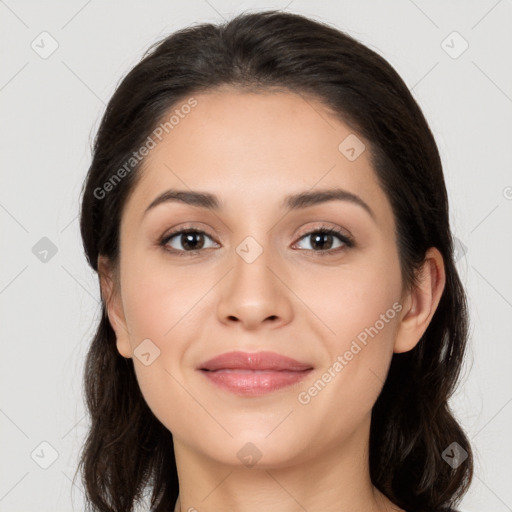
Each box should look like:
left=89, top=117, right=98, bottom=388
left=76, top=10, right=473, bottom=512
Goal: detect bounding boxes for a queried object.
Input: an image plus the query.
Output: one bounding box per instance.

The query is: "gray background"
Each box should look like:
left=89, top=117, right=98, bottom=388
left=1, top=1, right=511, bottom=511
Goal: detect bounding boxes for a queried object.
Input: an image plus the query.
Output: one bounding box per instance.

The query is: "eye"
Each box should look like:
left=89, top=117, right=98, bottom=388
left=159, top=225, right=354, bottom=257
left=293, top=227, right=354, bottom=254
left=160, top=229, right=218, bottom=255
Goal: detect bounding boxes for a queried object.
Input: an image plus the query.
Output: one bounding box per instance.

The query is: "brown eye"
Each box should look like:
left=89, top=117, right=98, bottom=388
left=294, top=228, right=354, bottom=253
left=161, top=229, right=218, bottom=254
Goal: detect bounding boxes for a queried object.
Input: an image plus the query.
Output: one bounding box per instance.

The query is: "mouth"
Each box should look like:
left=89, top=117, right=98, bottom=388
left=197, top=351, right=314, bottom=396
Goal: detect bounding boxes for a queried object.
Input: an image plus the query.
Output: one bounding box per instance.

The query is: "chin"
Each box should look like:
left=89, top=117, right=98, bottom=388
left=196, top=429, right=308, bottom=470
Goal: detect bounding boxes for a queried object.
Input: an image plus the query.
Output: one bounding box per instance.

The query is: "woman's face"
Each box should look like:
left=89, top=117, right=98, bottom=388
left=105, top=88, right=411, bottom=468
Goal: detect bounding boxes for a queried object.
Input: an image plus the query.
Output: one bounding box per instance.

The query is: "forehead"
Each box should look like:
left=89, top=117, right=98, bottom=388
left=124, top=89, right=394, bottom=232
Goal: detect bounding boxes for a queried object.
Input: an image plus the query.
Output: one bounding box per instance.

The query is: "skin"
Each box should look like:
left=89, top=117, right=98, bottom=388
left=99, top=88, right=445, bottom=512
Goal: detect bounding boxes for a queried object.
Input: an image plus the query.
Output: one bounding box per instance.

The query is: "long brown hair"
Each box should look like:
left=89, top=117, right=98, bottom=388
left=76, top=10, right=473, bottom=512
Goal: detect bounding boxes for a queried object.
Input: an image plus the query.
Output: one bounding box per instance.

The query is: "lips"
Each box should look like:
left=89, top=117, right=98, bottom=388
left=198, top=351, right=313, bottom=372
left=198, top=351, right=314, bottom=396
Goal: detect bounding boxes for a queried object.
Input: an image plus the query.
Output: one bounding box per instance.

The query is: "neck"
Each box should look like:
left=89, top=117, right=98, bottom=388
left=171, top=417, right=403, bottom=512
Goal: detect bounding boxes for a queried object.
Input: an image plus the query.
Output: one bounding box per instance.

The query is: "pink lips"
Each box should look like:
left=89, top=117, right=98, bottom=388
left=198, top=351, right=314, bottom=396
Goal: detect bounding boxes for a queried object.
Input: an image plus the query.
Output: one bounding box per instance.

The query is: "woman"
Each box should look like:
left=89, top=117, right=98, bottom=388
left=76, top=10, right=473, bottom=512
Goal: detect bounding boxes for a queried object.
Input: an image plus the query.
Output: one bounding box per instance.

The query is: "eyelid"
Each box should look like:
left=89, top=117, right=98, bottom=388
left=160, top=222, right=217, bottom=241
left=294, top=222, right=353, bottom=242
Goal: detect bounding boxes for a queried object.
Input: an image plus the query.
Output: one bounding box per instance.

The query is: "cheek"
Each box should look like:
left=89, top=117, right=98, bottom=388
left=121, top=265, right=208, bottom=433
left=121, top=256, right=206, bottom=343
left=304, top=255, right=402, bottom=350
left=293, top=306, right=400, bottom=453
left=296, top=258, right=402, bottom=422
left=119, top=258, right=215, bottom=419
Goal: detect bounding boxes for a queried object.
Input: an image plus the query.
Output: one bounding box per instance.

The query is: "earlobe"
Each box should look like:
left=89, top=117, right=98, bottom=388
left=97, top=255, right=133, bottom=359
left=394, top=247, right=446, bottom=354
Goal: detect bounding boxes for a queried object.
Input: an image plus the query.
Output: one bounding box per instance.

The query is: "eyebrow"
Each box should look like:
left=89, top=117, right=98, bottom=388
left=144, top=187, right=375, bottom=221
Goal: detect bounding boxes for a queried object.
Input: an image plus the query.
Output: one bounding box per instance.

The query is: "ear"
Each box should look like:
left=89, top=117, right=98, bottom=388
left=394, top=247, right=446, bottom=354
left=97, top=255, right=132, bottom=359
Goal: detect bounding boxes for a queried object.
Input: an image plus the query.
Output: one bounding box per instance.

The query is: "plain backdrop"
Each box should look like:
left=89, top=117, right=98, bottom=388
left=1, top=1, right=511, bottom=511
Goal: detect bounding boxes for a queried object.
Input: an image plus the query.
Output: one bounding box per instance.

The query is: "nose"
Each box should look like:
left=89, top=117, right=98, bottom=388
left=216, top=242, right=294, bottom=331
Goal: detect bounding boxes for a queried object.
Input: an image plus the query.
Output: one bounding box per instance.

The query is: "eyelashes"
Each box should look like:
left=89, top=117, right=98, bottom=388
left=159, top=225, right=355, bottom=257
left=160, top=229, right=219, bottom=256
left=295, top=227, right=354, bottom=253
